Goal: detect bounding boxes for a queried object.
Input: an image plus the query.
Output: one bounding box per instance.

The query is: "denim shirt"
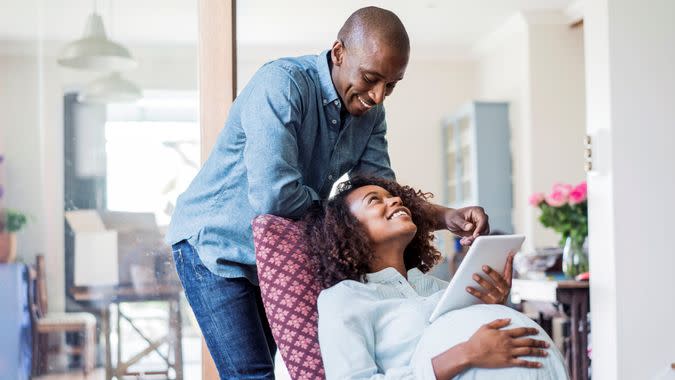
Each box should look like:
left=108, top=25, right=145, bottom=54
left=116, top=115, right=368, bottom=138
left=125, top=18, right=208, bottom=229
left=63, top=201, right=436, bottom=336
left=165, top=50, right=395, bottom=284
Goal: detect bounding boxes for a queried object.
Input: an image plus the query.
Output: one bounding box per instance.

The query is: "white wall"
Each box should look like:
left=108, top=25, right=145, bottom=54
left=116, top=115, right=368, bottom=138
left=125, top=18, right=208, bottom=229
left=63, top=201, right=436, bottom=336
left=528, top=16, right=587, bottom=246
left=0, top=42, right=197, bottom=312
left=383, top=58, right=477, bottom=197
left=475, top=12, right=587, bottom=250
left=585, top=0, right=675, bottom=378
left=475, top=14, right=532, bottom=243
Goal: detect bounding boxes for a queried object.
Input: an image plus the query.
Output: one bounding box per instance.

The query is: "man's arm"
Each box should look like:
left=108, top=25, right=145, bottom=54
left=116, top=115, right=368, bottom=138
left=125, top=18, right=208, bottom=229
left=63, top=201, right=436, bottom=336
left=350, top=107, right=396, bottom=180
left=240, top=64, right=318, bottom=219
left=426, top=202, right=490, bottom=245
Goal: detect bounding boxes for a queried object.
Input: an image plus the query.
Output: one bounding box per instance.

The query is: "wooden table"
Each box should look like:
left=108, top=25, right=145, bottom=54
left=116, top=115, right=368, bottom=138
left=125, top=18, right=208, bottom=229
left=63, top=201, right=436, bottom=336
left=511, top=279, right=590, bottom=380
left=70, top=283, right=184, bottom=380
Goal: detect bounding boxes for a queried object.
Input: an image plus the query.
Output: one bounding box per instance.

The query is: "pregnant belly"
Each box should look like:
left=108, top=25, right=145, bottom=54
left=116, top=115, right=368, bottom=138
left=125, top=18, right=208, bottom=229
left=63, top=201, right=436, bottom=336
left=411, top=304, right=569, bottom=380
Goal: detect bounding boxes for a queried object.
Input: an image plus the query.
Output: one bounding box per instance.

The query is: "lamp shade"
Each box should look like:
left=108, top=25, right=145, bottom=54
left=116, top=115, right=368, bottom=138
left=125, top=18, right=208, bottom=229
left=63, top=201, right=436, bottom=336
left=78, top=72, right=142, bottom=104
left=58, top=13, right=137, bottom=71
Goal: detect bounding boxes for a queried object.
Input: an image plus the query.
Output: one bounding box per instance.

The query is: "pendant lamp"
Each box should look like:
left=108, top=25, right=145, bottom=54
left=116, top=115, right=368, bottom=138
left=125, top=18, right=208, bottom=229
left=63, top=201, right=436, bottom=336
left=77, top=72, right=142, bottom=104
left=58, top=12, right=137, bottom=71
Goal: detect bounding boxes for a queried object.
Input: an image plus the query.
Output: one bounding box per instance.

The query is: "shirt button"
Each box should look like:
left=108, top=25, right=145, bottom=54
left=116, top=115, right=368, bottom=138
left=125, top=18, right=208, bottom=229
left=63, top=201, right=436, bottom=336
left=323, top=99, right=328, bottom=105
left=328, top=175, right=334, bottom=180
left=334, top=100, right=340, bottom=106
left=331, top=119, right=337, bottom=125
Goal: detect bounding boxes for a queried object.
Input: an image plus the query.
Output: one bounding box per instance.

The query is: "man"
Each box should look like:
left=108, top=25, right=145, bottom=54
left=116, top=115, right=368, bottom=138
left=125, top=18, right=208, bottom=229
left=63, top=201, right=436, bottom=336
left=166, top=6, right=490, bottom=379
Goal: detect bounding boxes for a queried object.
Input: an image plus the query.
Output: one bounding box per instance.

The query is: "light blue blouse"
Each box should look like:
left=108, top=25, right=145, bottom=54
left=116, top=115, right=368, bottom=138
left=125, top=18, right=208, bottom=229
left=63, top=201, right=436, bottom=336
left=317, top=267, right=569, bottom=380
left=318, top=267, right=447, bottom=379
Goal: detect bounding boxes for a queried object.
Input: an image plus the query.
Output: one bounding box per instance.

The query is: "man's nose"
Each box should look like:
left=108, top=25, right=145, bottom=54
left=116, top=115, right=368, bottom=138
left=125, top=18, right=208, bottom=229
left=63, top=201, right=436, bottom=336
left=369, top=82, right=386, bottom=105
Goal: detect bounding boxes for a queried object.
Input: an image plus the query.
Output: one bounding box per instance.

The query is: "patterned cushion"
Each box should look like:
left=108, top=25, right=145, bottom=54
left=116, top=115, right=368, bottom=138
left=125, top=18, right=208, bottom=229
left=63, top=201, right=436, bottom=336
left=252, top=214, right=325, bottom=380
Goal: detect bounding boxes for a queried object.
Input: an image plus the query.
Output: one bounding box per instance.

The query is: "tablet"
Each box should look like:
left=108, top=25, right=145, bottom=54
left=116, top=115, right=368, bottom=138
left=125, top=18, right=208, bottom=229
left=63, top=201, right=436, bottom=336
left=428, top=234, right=525, bottom=323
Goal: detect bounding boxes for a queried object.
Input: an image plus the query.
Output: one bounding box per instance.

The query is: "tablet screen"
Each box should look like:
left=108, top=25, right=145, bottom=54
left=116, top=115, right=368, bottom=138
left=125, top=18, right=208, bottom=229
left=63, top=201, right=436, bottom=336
left=428, top=235, right=525, bottom=322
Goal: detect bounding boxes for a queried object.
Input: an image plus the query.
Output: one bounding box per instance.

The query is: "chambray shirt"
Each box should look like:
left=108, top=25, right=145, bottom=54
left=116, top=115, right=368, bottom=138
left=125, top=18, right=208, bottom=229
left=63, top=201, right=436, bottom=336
left=165, top=50, right=395, bottom=284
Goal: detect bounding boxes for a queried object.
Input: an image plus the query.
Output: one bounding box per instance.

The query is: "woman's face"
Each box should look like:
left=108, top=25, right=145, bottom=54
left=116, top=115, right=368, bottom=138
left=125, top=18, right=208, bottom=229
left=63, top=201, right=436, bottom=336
left=345, top=185, right=417, bottom=246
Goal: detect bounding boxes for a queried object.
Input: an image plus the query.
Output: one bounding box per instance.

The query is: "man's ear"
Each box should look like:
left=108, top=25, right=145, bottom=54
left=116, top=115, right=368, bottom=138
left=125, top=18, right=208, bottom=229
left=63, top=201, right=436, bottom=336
left=331, top=40, right=344, bottom=66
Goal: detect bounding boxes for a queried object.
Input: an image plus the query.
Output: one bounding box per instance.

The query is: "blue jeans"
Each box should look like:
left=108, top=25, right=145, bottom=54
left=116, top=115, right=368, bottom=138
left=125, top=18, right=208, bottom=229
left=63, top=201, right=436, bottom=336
left=171, top=240, right=276, bottom=379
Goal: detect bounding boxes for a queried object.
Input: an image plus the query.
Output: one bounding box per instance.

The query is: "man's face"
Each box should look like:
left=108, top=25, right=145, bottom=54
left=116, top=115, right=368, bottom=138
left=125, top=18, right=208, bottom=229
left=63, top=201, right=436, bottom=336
left=330, top=38, right=408, bottom=117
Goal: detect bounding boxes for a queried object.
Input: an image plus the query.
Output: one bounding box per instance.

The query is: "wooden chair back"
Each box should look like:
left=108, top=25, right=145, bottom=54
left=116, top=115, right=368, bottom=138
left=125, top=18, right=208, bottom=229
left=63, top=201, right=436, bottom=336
left=33, top=255, right=48, bottom=319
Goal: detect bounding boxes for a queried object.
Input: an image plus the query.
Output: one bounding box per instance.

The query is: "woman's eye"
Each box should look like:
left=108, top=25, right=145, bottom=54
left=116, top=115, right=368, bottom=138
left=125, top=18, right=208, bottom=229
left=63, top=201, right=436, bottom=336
left=368, top=197, right=380, bottom=204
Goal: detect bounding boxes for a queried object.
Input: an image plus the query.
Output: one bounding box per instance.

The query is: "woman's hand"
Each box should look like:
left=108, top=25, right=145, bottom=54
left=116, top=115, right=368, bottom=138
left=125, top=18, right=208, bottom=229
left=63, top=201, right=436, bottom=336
left=463, top=318, right=549, bottom=369
left=466, top=251, right=515, bottom=304
left=431, top=318, right=549, bottom=380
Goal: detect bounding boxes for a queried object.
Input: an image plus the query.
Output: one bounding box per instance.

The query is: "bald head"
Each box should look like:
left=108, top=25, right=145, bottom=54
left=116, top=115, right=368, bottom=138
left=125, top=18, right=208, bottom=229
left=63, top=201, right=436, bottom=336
left=337, top=6, right=410, bottom=55
left=330, top=7, right=410, bottom=117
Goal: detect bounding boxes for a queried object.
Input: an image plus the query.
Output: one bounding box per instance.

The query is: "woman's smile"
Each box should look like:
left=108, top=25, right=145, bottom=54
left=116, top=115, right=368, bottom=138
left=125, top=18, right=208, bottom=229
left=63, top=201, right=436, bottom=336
left=387, top=207, right=411, bottom=220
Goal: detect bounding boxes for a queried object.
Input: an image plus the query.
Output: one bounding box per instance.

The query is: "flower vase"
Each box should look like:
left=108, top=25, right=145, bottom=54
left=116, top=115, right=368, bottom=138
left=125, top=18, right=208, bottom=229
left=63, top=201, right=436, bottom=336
left=562, top=236, right=588, bottom=278
left=0, top=232, right=17, bottom=263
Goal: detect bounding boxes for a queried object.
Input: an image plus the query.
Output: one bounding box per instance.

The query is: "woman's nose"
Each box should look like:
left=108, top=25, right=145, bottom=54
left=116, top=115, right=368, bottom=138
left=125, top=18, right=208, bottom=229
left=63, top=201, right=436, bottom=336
left=386, top=196, right=402, bottom=206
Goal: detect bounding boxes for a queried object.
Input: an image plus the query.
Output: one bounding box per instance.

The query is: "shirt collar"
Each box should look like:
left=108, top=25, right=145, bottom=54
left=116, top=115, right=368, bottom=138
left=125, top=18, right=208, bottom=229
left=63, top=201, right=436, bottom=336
left=365, top=267, right=424, bottom=284
left=316, top=50, right=340, bottom=105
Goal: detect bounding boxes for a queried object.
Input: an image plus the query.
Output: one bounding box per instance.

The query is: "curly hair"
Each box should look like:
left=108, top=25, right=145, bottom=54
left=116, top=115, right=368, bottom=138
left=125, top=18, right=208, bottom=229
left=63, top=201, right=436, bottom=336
left=304, top=176, right=442, bottom=289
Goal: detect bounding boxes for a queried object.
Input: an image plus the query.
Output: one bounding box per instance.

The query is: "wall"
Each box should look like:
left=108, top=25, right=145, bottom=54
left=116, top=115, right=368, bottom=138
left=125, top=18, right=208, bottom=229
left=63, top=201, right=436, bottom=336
left=475, top=12, right=587, bottom=250
left=0, top=42, right=197, bottom=312
left=585, top=0, right=675, bottom=377
left=475, top=14, right=532, bottom=244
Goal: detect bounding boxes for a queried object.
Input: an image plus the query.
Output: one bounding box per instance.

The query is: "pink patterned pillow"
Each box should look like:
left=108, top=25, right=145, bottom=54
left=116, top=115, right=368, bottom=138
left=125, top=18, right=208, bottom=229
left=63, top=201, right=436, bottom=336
left=252, top=214, right=325, bottom=380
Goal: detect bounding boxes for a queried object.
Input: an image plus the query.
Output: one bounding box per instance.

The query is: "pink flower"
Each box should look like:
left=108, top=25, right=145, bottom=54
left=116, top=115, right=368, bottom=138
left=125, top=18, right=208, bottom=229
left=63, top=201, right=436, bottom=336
left=569, top=181, right=587, bottom=205
left=552, top=183, right=573, bottom=198
left=545, top=190, right=567, bottom=207
left=529, top=192, right=545, bottom=207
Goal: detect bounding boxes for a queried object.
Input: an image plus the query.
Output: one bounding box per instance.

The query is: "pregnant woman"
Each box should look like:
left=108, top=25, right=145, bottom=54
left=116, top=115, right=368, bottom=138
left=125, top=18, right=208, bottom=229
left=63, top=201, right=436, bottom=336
left=304, top=176, right=568, bottom=379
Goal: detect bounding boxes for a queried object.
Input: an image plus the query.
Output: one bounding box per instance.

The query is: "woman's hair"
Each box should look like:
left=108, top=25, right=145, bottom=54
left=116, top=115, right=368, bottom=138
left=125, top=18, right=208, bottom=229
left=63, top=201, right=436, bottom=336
left=304, top=176, right=442, bottom=288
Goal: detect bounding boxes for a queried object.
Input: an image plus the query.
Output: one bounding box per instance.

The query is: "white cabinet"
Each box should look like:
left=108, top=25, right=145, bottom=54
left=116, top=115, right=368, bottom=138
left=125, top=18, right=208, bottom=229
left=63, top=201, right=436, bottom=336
left=442, top=102, right=513, bottom=233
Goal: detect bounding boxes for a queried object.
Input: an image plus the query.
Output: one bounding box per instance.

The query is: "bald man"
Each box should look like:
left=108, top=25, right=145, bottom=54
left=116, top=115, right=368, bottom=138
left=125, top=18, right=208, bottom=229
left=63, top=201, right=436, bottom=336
left=166, top=7, right=490, bottom=378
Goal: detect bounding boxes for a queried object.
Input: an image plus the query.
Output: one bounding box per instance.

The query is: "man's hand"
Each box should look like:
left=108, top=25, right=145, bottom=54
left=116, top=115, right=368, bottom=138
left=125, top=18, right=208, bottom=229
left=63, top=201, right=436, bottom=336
left=466, top=251, right=515, bottom=305
left=444, top=206, right=490, bottom=245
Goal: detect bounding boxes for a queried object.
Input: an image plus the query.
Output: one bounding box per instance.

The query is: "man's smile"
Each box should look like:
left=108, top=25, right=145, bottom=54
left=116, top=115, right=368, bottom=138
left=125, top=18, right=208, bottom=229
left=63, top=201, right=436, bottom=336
left=357, top=95, right=374, bottom=110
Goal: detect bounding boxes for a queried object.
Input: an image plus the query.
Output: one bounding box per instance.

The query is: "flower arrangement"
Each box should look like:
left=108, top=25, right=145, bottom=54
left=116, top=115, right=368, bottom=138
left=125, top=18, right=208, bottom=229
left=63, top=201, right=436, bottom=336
left=529, top=181, right=588, bottom=277
left=529, top=181, right=588, bottom=247
left=0, top=154, right=28, bottom=233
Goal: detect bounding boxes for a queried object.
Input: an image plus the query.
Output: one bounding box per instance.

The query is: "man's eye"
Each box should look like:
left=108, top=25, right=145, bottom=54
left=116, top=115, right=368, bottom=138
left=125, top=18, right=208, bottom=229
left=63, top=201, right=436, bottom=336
left=363, top=75, right=374, bottom=84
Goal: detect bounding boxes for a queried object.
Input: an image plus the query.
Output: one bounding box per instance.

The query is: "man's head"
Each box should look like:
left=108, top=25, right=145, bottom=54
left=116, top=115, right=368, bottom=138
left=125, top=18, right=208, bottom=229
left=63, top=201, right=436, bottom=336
left=330, top=7, right=410, bottom=116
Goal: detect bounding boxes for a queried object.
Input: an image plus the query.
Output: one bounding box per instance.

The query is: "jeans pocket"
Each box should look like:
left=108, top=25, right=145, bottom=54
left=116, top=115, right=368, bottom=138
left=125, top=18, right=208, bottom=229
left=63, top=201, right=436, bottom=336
left=171, top=247, right=183, bottom=264
left=190, top=249, right=213, bottom=281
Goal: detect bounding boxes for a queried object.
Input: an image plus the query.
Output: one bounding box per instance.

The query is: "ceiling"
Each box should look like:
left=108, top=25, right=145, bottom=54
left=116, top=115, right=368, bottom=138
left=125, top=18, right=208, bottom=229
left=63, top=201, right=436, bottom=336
left=0, top=0, right=574, bottom=54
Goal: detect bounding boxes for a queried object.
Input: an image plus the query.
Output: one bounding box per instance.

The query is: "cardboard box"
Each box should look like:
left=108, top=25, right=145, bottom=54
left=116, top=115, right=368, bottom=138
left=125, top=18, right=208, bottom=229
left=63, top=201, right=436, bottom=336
left=65, top=210, right=118, bottom=286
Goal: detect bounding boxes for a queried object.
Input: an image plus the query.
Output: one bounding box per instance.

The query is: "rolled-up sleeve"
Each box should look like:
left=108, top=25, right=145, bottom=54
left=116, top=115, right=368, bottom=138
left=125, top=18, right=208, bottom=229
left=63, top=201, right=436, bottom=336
left=240, top=64, right=319, bottom=219
left=350, top=106, right=396, bottom=180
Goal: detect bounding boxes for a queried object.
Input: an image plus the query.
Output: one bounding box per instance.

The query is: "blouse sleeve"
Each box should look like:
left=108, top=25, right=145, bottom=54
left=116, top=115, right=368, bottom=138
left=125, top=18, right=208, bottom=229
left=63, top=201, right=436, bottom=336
left=317, top=287, right=435, bottom=380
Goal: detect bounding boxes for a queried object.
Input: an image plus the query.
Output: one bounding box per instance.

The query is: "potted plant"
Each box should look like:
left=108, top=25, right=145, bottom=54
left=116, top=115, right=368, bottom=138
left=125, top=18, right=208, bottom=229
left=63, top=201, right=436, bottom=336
left=0, top=155, right=29, bottom=263
left=529, top=181, right=588, bottom=278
